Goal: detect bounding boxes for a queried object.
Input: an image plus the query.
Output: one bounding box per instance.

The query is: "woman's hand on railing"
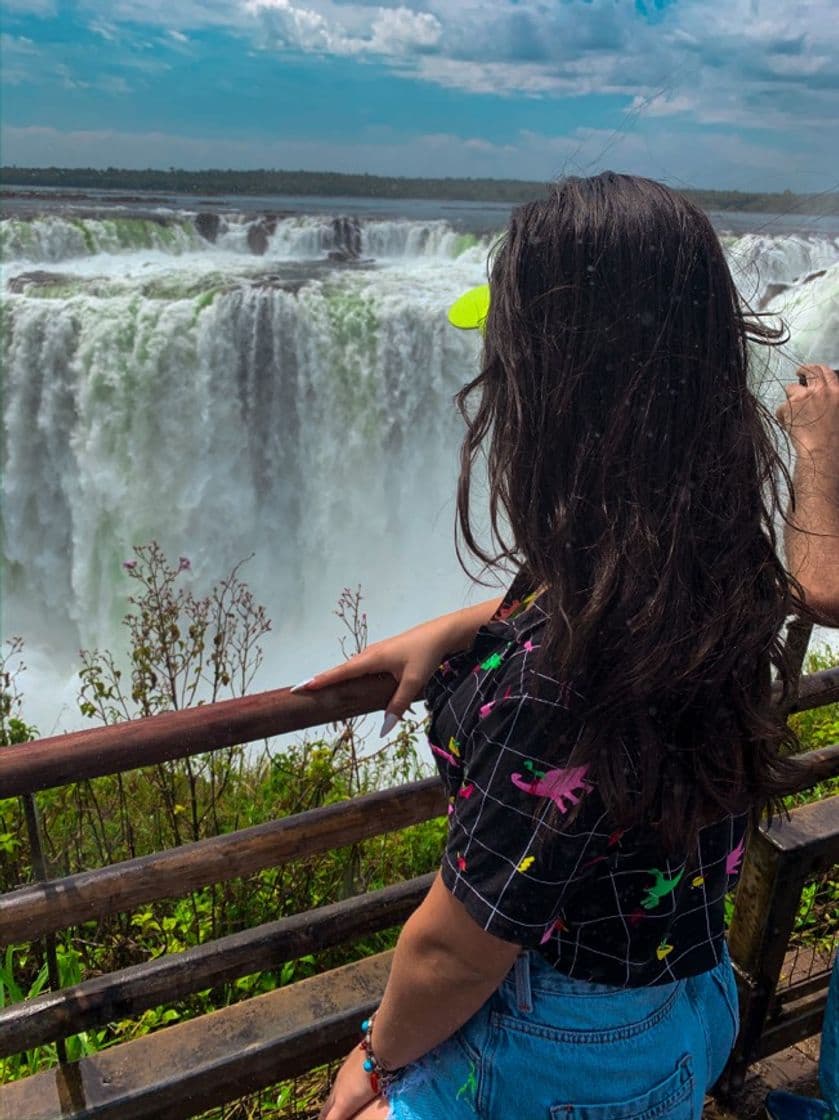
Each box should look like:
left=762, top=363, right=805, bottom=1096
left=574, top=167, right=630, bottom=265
left=291, top=597, right=503, bottom=737
left=777, top=364, right=839, bottom=626
left=776, top=364, right=839, bottom=458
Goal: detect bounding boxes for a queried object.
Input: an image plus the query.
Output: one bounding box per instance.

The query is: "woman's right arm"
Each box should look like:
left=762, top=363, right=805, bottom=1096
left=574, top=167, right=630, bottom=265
left=776, top=364, right=839, bottom=626
left=290, top=595, right=504, bottom=728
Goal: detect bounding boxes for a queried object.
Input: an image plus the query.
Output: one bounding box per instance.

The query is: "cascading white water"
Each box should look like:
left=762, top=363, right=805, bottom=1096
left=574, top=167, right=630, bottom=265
left=0, top=211, right=494, bottom=266
left=725, top=233, right=839, bottom=302
left=2, top=204, right=838, bottom=736
left=0, top=214, right=205, bottom=262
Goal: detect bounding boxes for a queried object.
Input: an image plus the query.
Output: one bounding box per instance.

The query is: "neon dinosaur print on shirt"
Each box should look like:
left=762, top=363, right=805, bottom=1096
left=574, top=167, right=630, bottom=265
left=510, top=763, right=593, bottom=813
left=424, top=566, right=751, bottom=986
left=540, top=916, right=569, bottom=944
left=430, top=742, right=461, bottom=767
left=479, top=686, right=512, bottom=719
left=725, top=836, right=746, bottom=877
left=641, top=867, right=685, bottom=910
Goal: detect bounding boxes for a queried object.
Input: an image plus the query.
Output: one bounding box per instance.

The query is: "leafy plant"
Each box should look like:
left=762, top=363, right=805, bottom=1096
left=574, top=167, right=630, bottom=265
left=0, top=546, right=441, bottom=1095
left=79, top=541, right=271, bottom=720
left=0, top=637, right=39, bottom=747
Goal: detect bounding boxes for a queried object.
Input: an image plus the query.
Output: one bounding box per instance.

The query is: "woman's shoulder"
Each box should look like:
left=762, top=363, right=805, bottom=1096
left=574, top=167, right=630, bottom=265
left=424, top=570, right=553, bottom=711
left=487, top=569, right=547, bottom=624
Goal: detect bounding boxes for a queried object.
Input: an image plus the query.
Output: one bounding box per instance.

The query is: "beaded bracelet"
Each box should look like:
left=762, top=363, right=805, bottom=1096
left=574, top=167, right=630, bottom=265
left=359, top=1011, right=403, bottom=1096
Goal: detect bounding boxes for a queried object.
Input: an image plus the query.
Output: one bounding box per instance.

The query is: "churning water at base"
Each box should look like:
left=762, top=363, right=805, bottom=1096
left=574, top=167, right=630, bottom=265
left=2, top=195, right=839, bottom=736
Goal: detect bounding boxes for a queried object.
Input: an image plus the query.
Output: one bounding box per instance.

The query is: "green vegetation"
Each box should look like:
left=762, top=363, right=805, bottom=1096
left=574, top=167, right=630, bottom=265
left=783, top=648, right=839, bottom=959
left=0, top=546, right=444, bottom=1113
left=0, top=547, right=836, bottom=1117
left=3, top=166, right=838, bottom=214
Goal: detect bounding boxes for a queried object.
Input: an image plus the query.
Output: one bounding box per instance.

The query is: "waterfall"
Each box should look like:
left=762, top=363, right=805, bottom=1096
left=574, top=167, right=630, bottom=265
left=2, top=205, right=838, bottom=735
left=1, top=211, right=494, bottom=266
left=725, top=232, right=839, bottom=307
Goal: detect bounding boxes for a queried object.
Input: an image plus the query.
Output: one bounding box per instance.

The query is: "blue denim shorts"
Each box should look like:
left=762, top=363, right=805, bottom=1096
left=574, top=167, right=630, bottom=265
left=386, top=943, right=739, bottom=1120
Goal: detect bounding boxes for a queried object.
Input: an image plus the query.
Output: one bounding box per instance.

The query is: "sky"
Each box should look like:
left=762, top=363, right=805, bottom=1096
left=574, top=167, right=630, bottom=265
left=1, top=0, right=838, bottom=192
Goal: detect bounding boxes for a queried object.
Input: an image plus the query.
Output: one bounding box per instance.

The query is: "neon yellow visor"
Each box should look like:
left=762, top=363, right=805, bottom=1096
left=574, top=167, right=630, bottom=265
left=447, top=283, right=490, bottom=331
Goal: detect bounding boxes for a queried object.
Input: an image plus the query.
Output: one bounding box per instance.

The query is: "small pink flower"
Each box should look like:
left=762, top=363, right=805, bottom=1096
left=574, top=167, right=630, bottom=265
left=122, top=560, right=137, bottom=571
left=178, top=556, right=191, bottom=572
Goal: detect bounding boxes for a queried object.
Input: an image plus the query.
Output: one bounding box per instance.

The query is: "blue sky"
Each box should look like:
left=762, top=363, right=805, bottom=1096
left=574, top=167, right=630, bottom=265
left=2, top=0, right=837, bottom=191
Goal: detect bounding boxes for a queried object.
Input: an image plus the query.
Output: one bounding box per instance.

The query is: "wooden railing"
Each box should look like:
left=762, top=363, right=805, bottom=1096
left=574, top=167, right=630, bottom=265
left=0, top=665, right=837, bottom=1118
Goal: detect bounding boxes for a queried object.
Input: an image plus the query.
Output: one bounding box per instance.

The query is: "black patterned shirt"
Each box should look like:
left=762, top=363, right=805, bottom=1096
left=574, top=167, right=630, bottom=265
left=424, top=570, right=748, bottom=987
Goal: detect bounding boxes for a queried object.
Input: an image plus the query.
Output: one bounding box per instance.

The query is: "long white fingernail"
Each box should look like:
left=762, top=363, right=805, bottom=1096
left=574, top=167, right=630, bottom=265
left=290, top=677, right=315, bottom=693
left=380, top=712, right=399, bottom=738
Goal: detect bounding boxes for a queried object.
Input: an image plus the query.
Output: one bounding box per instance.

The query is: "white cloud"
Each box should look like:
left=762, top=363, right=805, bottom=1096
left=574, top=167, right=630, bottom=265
left=630, top=93, right=695, bottom=118
left=89, top=21, right=118, bottom=41
left=44, top=63, right=135, bottom=95
left=219, top=0, right=839, bottom=144
left=1, top=33, right=37, bottom=53
left=367, top=8, right=440, bottom=53
left=243, top=0, right=440, bottom=57
left=60, top=0, right=838, bottom=139
left=413, top=57, right=567, bottom=96
left=0, top=31, right=42, bottom=84
left=245, top=0, right=332, bottom=53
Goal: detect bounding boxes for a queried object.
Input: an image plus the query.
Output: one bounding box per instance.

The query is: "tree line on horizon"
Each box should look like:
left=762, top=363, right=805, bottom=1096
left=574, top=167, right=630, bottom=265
left=2, top=165, right=838, bottom=215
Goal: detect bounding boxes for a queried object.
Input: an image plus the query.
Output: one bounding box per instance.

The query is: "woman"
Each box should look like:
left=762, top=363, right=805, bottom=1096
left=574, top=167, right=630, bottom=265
left=299, top=173, right=839, bottom=1120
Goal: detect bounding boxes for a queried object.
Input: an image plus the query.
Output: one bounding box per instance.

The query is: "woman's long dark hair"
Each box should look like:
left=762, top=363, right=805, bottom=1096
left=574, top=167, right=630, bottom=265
left=454, top=171, right=814, bottom=855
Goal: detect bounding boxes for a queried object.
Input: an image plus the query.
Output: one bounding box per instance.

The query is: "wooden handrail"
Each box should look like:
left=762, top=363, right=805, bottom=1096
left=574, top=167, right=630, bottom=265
left=0, top=874, right=435, bottom=1058
left=781, top=741, right=839, bottom=792
left=2, top=740, right=835, bottom=947
left=0, top=780, right=446, bottom=944
left=794, top=664, right=839, bottom=711
left=0, top=952, right=395, bottom=1120
left=0, top=674, right=398, bottom=798
left=1, top=667, right=837, bottom=799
